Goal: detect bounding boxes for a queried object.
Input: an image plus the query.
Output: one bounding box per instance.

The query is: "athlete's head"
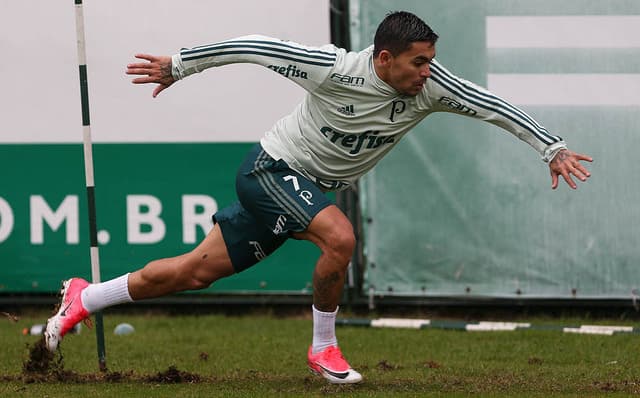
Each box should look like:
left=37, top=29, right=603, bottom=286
left=374, top=11, right=438, bottom=57
left=373, top=11, right=439, bottom=96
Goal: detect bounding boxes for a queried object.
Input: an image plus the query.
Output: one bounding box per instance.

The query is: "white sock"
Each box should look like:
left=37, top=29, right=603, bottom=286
left=312, top=305, right=338, bottom=354
left=80, top=274, right=133, bottom=313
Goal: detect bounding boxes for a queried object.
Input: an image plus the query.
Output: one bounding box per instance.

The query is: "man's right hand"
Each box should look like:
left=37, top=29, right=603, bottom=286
left=126, top=54, right=175, bottom=97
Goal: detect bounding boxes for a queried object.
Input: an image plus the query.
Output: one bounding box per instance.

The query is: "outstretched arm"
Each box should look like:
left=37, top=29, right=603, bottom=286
left=126, top=35, right=339, bottom=98
left=126, top=54, right=175, bottom=97
left=548, top=149, right=593, bottom=190
left=427, top=60, right=594, bottom=190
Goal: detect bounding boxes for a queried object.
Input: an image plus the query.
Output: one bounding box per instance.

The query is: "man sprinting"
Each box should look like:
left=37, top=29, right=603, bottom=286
left=45, top=11, right=592, bottom=384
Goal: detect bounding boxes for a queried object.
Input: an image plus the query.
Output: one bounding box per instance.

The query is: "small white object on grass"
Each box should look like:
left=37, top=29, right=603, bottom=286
left=114, top=323, right=135, bottom=335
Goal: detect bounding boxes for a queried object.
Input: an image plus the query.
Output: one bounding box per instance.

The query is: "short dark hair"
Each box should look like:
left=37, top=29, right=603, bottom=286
left=373, top=11, right=439, bottom=57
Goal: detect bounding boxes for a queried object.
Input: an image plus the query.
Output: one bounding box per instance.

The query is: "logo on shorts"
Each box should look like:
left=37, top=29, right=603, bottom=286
left=299, top=190, right=314, bottom=206
left=249, top=240, right=266, bottom=261
left=273, top=215, right=287, bottom=235
left=283, top=175, right=314, bottom=206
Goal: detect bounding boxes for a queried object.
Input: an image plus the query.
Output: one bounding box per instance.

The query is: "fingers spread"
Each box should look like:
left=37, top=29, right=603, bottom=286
left=134, top=53, right=156, bottom=62
left=126, top=67, right=153, bottom=76
left=561, top=170, right=577, bottom=189
left=152, top=84, right=168, bottom=98
left=131, top=77, right=158, bottom=84
left=550, top=171, right=559, bottom=190
left=549, top=150, right=594, bottom=190
left=568, top=165, right=587, bottom=182
left=575, top=152, right=594, bottom=162
left=575, top=163, right=591, bottom=178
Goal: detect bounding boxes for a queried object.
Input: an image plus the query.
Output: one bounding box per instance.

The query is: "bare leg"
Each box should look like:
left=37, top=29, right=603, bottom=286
left=128, top=224, right=235, bottom=300
left=294, top=205, right=355, bottom=311
left=45, top=224, right=235, bottom=352
left=296, top=205, right=362, bottom=383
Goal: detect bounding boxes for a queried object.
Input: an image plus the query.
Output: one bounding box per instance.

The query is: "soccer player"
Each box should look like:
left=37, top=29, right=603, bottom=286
left=45, top=11, right=592, bottom=384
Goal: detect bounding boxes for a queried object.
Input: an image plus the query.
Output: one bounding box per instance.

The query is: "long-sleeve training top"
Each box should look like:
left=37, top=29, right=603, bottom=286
left=172, top=35, right=567, bottom=191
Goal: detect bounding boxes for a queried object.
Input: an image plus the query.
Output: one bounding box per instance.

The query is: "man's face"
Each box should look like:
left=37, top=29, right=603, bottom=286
left=380, top=41, right=436, bottom=96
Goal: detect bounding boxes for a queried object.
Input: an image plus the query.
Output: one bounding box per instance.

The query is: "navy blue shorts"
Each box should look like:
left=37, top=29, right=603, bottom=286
left=213, top=144, right=332, bottom=272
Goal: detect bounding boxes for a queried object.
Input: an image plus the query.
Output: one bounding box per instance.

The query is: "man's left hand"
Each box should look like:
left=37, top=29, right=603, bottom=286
left=549, top=149, right=593, bottom=189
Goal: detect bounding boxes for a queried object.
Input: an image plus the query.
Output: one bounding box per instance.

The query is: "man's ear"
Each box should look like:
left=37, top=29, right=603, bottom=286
left=377, top=49, right=393, bottom=66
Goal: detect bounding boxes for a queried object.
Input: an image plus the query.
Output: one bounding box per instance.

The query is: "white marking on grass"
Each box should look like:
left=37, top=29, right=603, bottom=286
left=371, top=318, right=430, bottom=329
left=466, top=322, right=531, bottom=331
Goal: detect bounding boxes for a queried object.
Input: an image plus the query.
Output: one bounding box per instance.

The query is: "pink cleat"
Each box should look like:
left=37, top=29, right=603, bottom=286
left=307, top=345, right=362, bottom=384
left=44, top=278, right=90, bottom=352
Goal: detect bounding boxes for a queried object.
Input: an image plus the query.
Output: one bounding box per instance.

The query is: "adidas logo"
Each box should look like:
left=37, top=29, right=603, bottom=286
left=337, top=104, right=355, bottom=116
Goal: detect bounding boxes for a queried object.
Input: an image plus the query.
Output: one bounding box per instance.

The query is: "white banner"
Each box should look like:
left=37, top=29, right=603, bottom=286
left=0, top=0, right=329, bottom=143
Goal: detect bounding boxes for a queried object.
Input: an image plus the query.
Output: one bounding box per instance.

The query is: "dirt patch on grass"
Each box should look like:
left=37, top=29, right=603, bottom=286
left=424, top=360, right=441, bottom=369
left=144, top=365, right=202, bottom=384
left=10, top=366, right=209, bottom=384
left=22, top=337, right=61, bottom=374
left=17, top=338, right=207, bottom=384
left=527, top=357, right=543, bottom=365
left=376, top=359, right=400, bottom=371
left=590, top=380, right=640, bottom=393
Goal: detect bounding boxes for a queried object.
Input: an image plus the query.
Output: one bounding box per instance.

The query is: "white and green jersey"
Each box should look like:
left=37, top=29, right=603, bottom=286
left=172, top=35, right=566, bottom=191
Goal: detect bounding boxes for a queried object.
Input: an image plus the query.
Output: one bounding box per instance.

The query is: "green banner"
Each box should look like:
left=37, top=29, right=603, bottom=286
left=0, top=143, right=319, bottom=294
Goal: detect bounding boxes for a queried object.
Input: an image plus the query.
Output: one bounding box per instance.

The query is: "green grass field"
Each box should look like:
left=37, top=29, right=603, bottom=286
left=2, top=310, right=640, bottom=397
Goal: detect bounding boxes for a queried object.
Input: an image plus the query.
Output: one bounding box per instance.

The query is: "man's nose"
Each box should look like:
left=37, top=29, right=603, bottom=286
left=421, top=64, right=431, bottom=78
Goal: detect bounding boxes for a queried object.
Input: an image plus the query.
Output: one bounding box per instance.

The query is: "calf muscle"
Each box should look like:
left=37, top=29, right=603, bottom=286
left=313, top=266, right=344, bottom=311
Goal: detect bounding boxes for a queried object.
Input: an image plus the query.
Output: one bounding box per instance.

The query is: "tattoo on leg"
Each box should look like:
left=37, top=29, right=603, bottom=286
left=313, top=270, right=342, bottom=311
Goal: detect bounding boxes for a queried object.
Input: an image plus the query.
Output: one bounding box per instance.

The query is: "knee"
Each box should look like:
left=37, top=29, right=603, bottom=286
left=186, top=274, right=212, bottom=291
left=323, top=226, right=356, bottom=266
left=174, top=255, right=215, bottom=291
